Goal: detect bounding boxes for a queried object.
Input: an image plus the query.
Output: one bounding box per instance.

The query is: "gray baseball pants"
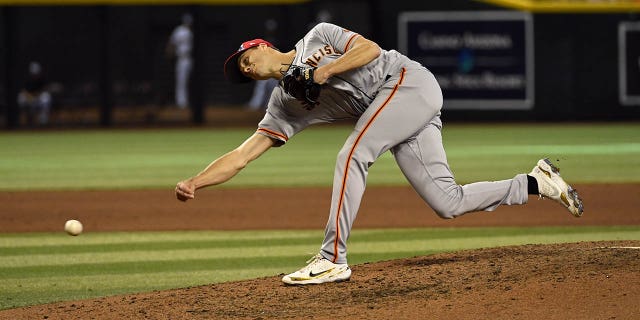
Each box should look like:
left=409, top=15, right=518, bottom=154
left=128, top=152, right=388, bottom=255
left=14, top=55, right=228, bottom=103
left=320, top=65, right=529, bottom=264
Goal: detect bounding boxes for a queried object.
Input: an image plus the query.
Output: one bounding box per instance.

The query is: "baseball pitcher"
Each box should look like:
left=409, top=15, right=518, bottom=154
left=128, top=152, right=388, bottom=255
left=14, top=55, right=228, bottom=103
left=175, top=22, right=584, bottom=285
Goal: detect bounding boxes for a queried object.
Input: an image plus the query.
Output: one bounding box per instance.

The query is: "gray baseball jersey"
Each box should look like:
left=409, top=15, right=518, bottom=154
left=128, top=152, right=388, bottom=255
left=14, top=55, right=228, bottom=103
left=257, top=23, right=528, bottom=264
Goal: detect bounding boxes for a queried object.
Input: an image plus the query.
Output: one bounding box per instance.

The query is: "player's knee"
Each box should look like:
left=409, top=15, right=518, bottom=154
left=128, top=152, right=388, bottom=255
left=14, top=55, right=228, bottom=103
left=432, top=206, right=458, bottom=219
left=424, top=184, right=464, bottom=219
left=429, top=189, right=464, bottom=219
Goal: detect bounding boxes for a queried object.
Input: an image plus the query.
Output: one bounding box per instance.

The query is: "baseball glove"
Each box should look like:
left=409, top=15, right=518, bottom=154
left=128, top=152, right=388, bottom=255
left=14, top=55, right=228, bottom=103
left=282, top=66, right=321, bottom=109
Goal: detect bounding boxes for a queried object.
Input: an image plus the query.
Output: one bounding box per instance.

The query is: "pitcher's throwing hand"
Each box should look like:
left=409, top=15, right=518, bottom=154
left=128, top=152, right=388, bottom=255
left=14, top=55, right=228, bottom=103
left=175, top=180, right=195, bottom=201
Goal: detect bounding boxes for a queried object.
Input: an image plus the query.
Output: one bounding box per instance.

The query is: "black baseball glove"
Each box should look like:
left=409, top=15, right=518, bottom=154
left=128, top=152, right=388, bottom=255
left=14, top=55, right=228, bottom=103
left=282, top=66, right=321, bottom=109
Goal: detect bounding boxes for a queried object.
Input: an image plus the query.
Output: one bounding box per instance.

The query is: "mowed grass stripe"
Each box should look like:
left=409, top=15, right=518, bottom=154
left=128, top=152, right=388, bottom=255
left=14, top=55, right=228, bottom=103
left=0, top=236, right=323, bottom=256
left=0, top=230, right=324, bottom=248
left=1, top=267, right=286, bottom=310
left=444, top=143, right=640, bottom=156
left=0, top=244, right=318, bottom=269
left=2, top=228, right=638, bottom=272
left=0, top=255, right=300, bottom=279
left=335, top=226, right=640, bottom=242
left=2, top=225, right=638, bottom=258
left=350, top=230, right=640, bottom=257
left=3, top=226, right=636, bottom=253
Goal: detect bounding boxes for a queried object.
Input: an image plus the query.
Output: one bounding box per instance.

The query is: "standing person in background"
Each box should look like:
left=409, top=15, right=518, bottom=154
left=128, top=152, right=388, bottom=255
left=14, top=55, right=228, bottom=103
left=17, top=61, right=52, bottom=126
left=246, top=18, right=280, bottom=111
left=307, top=9, right=332, bottom=31
left=175, top=22, right=584, bottom=285
left=166, top=13, right=193, bottom=109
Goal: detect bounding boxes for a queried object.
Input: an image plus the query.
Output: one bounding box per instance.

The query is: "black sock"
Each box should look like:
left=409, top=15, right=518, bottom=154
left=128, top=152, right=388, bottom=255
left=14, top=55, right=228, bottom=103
left=527, top=175, right=539, bottom=195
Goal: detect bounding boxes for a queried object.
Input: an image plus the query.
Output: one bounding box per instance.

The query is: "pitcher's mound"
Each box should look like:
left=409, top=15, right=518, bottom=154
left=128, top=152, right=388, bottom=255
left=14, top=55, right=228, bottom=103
left=5, top=240, right=638, bottom=320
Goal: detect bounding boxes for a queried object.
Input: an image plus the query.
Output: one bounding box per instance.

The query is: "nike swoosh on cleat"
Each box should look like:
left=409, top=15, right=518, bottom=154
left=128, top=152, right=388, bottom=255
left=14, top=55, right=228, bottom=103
left=309, top=268, right=333, bottom=278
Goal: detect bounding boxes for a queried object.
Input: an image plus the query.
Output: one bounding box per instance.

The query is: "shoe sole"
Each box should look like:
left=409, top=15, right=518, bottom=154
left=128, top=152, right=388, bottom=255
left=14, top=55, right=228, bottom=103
left=282, top=268, right=352, bottom=285
left=539, top=158, right=584, bottom=218
left=283, top=276, right=351, bottom=286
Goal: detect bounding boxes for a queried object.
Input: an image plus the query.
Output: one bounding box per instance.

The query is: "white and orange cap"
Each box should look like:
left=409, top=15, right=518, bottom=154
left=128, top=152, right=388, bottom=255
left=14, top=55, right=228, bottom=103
left=224, top=39, right=276, bottom=83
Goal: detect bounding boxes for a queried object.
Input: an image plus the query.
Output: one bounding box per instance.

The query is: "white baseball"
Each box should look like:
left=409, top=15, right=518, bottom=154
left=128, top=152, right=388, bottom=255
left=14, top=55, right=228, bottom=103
left=64, top=219, right=83, bottom=236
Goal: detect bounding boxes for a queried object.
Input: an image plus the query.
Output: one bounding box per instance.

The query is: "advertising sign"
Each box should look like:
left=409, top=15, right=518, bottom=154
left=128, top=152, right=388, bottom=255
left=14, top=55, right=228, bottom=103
left=398, top=11, right=534, bottom=110
left=619, top=22, right=640, bottom=106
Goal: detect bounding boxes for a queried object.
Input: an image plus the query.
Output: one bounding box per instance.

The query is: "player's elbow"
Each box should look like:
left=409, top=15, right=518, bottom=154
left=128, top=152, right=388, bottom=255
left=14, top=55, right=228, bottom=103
left=363, top=40, right=381, bottom=61
left=371, top=42, right=381, bottom=58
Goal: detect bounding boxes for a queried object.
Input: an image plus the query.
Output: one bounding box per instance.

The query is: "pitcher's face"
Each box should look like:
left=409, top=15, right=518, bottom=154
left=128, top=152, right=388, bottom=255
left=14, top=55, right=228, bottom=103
left=238, top=45, right=272, bottom=80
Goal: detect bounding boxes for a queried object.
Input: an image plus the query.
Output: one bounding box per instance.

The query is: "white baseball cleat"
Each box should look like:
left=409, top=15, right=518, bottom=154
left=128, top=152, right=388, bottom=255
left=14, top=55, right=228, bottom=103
left=529, top=158, right=584, bottom=217
left=282, top=254, right=351, bottom=285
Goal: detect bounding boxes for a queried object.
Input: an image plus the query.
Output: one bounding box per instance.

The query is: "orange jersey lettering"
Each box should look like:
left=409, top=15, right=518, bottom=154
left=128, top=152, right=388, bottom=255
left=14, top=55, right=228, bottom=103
left=304, top=45, right=337, bottom=67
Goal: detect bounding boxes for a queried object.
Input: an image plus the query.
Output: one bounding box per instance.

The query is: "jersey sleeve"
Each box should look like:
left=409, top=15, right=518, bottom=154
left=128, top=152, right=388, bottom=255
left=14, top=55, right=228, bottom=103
left=256, top=87, right=310, bottom=147
left=313, top=22, right=361, bottom=54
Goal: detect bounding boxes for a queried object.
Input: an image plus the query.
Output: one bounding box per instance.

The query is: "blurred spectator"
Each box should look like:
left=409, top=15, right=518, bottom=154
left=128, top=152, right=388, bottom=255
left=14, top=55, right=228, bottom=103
left=17, top=61, right=52, bottom=126
left=166, top=13, right=193, bottom=109
left=247, top=18, right=280, bottom=111
left=307, top=9, right=333, bottom=30
left=316, top=9, right=333, bottom=24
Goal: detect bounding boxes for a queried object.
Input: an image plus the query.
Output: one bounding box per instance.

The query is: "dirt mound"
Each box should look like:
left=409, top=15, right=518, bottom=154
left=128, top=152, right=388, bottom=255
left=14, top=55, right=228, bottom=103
left=2, top=240, right=638, bottom=320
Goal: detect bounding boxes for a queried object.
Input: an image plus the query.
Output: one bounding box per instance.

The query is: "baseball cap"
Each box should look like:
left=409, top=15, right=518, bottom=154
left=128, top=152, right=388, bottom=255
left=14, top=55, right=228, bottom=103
left=224, top=39, right=275, bottom=83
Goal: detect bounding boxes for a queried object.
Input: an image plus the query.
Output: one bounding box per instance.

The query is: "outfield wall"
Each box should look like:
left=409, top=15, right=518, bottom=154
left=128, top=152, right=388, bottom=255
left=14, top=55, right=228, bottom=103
left=1, top=0, right=639, bottom=128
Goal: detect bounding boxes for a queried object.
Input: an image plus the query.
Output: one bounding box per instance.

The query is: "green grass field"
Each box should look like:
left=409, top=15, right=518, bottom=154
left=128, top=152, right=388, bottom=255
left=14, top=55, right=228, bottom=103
left=1, top=123, right=639, bottom=310
left=0, top=123, right=638, bottom=190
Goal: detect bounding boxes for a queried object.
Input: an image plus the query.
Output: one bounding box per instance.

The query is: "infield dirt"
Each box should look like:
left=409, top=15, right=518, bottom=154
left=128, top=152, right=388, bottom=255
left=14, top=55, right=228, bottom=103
left=0, top=184, right=639, bottom=319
